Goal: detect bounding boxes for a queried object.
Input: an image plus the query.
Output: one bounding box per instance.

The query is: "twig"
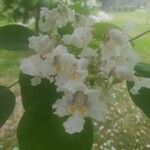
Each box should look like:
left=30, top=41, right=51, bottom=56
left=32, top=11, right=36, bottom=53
left=35, top=0, right=43, bottom=34
left=7, top=80, right=19, bottom=89
left=130, top=29, right=150, bottom=42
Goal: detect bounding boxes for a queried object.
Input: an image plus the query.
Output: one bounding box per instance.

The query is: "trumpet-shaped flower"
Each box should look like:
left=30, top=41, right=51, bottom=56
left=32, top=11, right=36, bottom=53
left=55, top=56, right=89, bottom=90
left=20, top=54, right=52, bottom=79
left=100, top=29, right=140, bottom=79
left=62, top=27, right=93, bottom=48
left=63, top=115, right=85, bottom=134
left=49, top=45, right=69, bottom=75
left=29, top=34, right=56, bottom=55
left=40, top=6, right=75, bottom=33
left=108, top=29, right=129, bottom=46
left=53, top=83, right=107, bottom=133
left=31, top=76, right=42, bottom=86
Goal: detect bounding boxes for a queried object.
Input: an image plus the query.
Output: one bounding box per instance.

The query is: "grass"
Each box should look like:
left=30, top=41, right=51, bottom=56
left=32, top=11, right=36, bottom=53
left=0, top=9, right=150, bottom=150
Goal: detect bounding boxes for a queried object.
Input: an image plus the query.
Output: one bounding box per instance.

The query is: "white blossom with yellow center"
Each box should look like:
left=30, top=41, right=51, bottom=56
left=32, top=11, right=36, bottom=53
left=29, top=34, right=56, bottom=55
left=55, top=55, right=89, bottom=90
left=100, top=29, right=140, bottom=81
left=53, top=83, right=107, bottom=134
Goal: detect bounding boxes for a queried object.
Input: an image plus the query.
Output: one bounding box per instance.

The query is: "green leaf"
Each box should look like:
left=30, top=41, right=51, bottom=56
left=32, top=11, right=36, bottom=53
left=19, top=72, right=62, bottom=111
left=127, top=62, right=150, bottom=117
left=0, top=86, right=15, bottom=127
left=17, top=112, right=93, bottom=150
left=0, top=25, right=34, bottom=51
left=18, top=73, right=93, bottom=150
left=134, top=62, right=150, bottom=78
left=127, top=82, right=150, bottom=117
left=57, top=23, right=74, bottom=36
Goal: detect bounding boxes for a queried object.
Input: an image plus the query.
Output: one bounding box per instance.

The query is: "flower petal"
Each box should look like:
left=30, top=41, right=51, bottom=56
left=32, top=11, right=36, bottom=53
left=63, top=115, right=85, bottom=134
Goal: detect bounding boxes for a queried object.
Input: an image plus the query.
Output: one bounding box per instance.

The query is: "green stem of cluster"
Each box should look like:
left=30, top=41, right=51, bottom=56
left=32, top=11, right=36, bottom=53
left=130, top=29, right=150, bottom=42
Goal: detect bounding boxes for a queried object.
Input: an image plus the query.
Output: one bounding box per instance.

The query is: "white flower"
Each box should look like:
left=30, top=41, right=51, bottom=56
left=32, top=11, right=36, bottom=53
left=56, top=6, right=76, bottom=28
left=40, top=7, right=58, bottom=33
left=65, top=7, right=76, bottom=24
left=100, top=31, right=140, bottom=76
left=31, top=76, right=41, bottom=86
left=119, top=48, right=140, bottom=69
left=62, top=27, right=93, bottom=48
left=29, top=34, right=56, bottom=55
left=130, top=77, right=150, bottom=95
left=55, top=57, right=89, bottom=89
left=63, top=115, right=85, bottom=134
left=53, top=83, right=107, bottom=133
left=49, top=45, right=69, bottom=75
left=113, top=65, right=134, bottom=81
left=108, top=29, right=129, bottom=46
left=40, top=6, right=75, bottom=33
left=78, top=47, right=98, bottom=59
left=20, top=55, right=42, bottom=76
left=53, top=97, right=69, bottom=117
left=20, top=54, right=52, bottom=78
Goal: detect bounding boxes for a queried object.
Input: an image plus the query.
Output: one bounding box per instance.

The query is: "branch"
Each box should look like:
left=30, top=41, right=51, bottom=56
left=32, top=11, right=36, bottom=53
left=130, top=29, right=150, bottom=42
left=35, top=0, right=42, bottom=34
left=7, top=80, right=19, bottom=89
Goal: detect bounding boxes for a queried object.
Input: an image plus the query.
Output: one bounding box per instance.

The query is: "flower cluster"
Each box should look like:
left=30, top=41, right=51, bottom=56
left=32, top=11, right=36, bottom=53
left=20, top=4, right=149, bottom=134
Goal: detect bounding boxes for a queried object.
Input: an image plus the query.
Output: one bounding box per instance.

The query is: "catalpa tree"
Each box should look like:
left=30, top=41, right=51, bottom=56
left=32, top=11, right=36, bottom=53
left=0, top=1, right=150, bottom=150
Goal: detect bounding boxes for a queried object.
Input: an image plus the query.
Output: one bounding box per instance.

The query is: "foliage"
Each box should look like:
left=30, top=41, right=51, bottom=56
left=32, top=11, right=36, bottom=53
left=134, top=62, right=150, bottom=78
left=0, top=4, right=150, bottom=150
left=127, top=62, right=150, bottom=117
left=0, top=86, right=15, bottom=127
left=0, top=25, right=34, bottom=50
left=0, top=0, right=58, bottom=23
left=17, top=73, right=93, bottom=150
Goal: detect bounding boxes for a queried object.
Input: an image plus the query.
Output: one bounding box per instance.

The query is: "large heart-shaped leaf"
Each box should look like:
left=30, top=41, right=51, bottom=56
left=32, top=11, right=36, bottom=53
left=18, top=73, right=93, bottom=150
left=17, top=112, right=93, bottom=150
left=19, top=72, right=62, bottom=111
left=0, top=86, right=15, bottom=127
left=134, top=62, right=150, bottom=78
left=127, top=82, right=150, bottom=117
left=0, top=25, right=34, bottom=51
left=127, top=62, right=150, bottom=117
